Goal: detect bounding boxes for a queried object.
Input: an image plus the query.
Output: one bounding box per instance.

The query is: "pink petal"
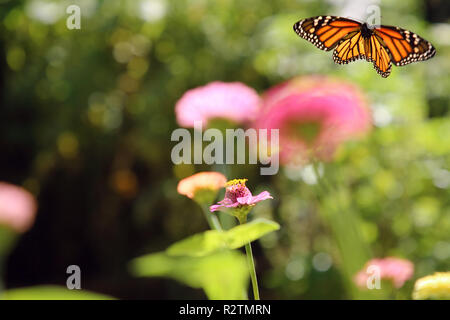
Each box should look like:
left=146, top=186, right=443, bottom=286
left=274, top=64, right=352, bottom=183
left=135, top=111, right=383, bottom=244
left=248, top=191, right=273, bottom=204
left=0, top=182, right=37, bottom=233
left=255, top=76, right=371, bottom=164
left=209, top=204, right=223, bottom=212
left=224, top=202, right=240, bottom=208
left=175, top=81, right=261, bottom=127
left=218, top=198, right=233, bottom=205
left=237, top=195, right=252, bottom=205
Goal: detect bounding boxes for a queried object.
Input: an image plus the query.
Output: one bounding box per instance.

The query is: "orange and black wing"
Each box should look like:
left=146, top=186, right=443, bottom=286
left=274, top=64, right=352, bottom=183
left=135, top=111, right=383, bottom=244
left=332, top=30, right=392, bottom=77
left=364, top=33, right=393, bottom=77
left=374, top=26, right=436, bottom=66
left=293, top=16, right=361, bottom=51
left=332, top=30, right=367, bottom=64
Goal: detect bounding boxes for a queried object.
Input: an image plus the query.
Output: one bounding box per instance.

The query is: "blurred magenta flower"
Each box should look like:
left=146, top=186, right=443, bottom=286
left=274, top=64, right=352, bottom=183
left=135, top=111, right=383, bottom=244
left=355, top=257, right=414, bottom=289
left=175, top=81, right=261, bottom=128
left=210, top=179, right=272, bottom=221
left=0, top=182, right=37, bottom=233
left=255, top=76, right=371, bottom=165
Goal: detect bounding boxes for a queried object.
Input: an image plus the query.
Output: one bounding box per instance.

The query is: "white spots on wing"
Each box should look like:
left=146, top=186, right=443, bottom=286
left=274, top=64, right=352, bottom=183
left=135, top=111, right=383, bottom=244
left=395, top=32, right=436, bottom=66
left=294, top=17, right=436, bottom=77
left=332, top=47, right=391, bottom=78
left=293, top=18, right=326, bottom=50
left=411, top=33, right=420, bottom=45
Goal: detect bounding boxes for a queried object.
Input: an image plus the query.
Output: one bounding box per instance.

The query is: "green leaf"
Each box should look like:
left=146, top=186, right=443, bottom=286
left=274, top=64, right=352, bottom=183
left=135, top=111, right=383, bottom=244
left=225, top=218, right=280, bottom=249
left=167, top=230, right=227, bottom=257
left=130, top=250, right=248, bottom=300
left=3, top=285, right=115, bottom=300
left=130, top=219, right=280, bottom=299
left=166, top=218, right=280, bottom=257
left=0, top=226, right=18, bottom=259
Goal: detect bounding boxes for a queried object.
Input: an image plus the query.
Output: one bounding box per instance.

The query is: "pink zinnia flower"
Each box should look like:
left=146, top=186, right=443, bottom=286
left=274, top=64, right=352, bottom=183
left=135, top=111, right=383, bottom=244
left=354, top=257, right=414, bottom=289
left=255, top=76, right=371, bottom=164
left=0, top=182, right=37, bottom=233
left=175, top=81, right=261, bottom=128
left=210, top=179, right=272, bottom=221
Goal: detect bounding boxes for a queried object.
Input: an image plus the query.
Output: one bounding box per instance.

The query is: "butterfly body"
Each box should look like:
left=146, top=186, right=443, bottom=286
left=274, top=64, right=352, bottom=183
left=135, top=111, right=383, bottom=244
left=360, top=23, right=373, bottom=39
left=293, top=16, right=436, bottom=78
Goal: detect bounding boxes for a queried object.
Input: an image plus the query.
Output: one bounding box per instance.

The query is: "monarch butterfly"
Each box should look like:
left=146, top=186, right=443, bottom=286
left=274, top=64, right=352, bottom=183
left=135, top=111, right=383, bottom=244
left=293, top=16, right=436, bottom=78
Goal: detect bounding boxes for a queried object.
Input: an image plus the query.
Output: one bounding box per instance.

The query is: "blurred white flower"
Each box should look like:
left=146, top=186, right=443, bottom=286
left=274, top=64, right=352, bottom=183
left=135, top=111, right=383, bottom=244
left=25, top=0, right=64, bottom=24
left=138, top=0, right=167, bottom=22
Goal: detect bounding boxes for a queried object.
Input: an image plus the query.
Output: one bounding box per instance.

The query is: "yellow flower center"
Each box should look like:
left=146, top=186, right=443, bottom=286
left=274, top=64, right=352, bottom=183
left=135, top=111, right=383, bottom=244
left=225, top=179, right=248, bottom=187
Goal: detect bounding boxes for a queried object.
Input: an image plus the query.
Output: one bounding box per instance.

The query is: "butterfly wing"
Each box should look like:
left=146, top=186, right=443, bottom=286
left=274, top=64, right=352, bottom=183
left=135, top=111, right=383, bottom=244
left=293, top=16, right=361, bottom=51
left=332, top=31, right=366, bottom=64
left=365, top=34, right=393, bottom=77
left=332, top=31, right=392, bottom=77
left=374, top=26, right=436, bottom=66
left=294, top=16, right=435, bottom=78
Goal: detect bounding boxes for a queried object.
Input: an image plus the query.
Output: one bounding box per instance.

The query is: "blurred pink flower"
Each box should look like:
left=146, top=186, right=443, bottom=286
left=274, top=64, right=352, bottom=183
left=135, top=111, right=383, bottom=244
left=355, top=257, right=414, bottom=289
left=210, top=179, right=272, bottom=214
left=175, top=81, right=261, bottom=128
left=255, top=76, right=371, bottom=164
left=0, top=182, right=37, bottom=233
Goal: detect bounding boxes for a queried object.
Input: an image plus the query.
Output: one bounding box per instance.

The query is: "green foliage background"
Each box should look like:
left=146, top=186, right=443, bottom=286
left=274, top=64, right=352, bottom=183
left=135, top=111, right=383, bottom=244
left=0, top=0, right=448, bottom=299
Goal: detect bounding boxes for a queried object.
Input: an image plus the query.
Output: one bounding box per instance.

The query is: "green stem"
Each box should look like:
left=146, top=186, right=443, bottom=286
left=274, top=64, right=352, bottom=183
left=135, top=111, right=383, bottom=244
left=0, top=264, right=4, bottom=300
left=244, top=242, right=260, bottom=300
left=0, top=249, right=10, bottom=300
left=0, top=264, right=3, bottom=299
left=0, top=227, right=15, bottom=300
left=238, top=216, right=260, bottom=300
left=311, top=161, right=371, bottom=298
left=201, top=204, right=223, bottom=231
